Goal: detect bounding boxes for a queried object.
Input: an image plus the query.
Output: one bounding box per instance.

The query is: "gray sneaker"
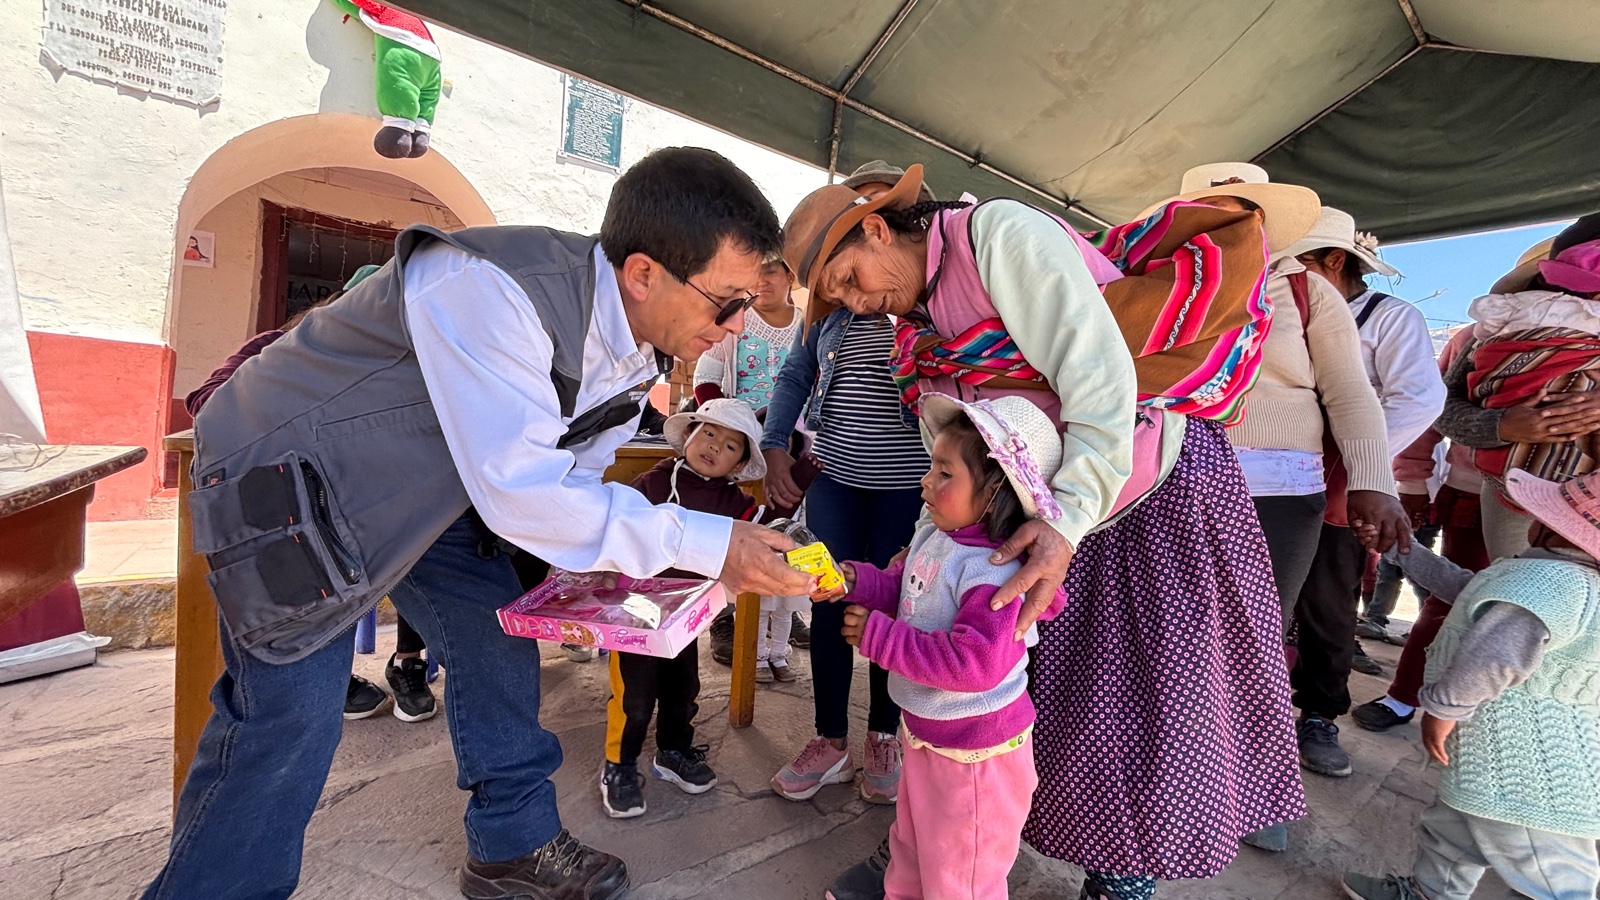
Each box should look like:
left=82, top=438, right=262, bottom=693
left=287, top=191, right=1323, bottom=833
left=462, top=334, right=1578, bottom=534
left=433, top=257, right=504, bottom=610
left=825, top=836, right=888, bottom=900
left=1298, top=715, right=1353, bottom=777
left=1354, top=619, right=1389, bottom=641
left=1242, top=822, right=1288, bottom=852
left=1340, top=873, right=1426, bottom=899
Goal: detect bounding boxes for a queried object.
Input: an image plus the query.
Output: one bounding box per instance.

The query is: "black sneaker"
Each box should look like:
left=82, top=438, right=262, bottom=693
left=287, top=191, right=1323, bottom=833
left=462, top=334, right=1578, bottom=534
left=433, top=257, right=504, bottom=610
left=1297, top=715, right=1353, bottom=777
left=600, top=762, right=646, bottom=818
left=652, top=745, right=717, bottom=794
left=385, top=654, right=437, bottom=722
left=344, top=674, right=388, bottom=719
left=1352, top=698, right=1415, bottom=732
left=709, top=607, right=735, bottom=666
left=789, top=612, right=811, bottom=649
left=1351, top=642, right=1384, bottom=676
left=824, top=836, right=888, bottom=900
left=459, top=828, right=629, bottom=900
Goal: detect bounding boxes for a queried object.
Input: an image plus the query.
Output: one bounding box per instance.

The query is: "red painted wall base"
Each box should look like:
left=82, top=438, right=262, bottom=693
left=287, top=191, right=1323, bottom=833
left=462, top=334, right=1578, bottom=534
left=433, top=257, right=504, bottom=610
left=27, top=332, right=175, bottom=521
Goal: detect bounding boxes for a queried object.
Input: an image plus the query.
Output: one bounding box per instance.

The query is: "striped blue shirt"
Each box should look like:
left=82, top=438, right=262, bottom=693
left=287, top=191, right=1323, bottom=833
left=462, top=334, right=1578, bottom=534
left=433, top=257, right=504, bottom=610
left=813, top=315, right=930, bottom=490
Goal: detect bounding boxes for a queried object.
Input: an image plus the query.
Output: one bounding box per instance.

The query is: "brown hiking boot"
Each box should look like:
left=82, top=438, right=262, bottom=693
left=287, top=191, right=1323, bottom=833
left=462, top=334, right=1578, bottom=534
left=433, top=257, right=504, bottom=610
left=459, top=829, right=629, bottom=900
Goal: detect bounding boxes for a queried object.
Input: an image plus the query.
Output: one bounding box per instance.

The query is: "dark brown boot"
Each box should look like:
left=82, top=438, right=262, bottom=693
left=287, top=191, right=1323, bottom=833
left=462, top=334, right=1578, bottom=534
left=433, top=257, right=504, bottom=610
left=459, top=829, right=629, bottom=900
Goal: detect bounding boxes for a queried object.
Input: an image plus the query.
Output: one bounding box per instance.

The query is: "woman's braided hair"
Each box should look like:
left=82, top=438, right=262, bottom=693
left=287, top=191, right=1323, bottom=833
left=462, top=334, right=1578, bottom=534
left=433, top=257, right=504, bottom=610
left=832, top=199, right=974, bottom=253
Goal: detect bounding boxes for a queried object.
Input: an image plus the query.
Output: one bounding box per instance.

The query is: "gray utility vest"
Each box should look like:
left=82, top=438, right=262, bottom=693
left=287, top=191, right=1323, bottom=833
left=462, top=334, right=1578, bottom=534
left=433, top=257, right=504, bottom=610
left=190, top=225, right=660, bottom=664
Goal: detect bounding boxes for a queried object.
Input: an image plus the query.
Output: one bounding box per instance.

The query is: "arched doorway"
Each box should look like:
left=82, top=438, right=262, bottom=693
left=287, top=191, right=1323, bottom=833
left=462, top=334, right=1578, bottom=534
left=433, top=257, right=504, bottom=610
left=163, top=113, right=495, bottom=484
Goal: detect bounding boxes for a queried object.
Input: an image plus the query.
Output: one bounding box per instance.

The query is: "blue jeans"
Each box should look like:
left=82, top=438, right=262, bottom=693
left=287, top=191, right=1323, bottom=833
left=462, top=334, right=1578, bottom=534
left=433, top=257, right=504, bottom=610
left=804, top=472, right=923, bottom=739
left=144, top=514, right=563, bottom=899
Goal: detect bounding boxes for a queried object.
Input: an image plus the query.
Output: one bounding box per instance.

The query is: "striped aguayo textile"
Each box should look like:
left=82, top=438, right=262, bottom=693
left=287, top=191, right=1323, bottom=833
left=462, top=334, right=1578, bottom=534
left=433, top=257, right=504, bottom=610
left=889, top=202, right=1274, bottom=424
left=1469, top=326, right=1600, bottom=486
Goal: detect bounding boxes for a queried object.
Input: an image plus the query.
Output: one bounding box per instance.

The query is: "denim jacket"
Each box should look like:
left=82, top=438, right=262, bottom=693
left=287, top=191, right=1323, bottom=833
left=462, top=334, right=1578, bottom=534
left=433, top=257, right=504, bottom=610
left=760, top=309, right=920, bottom=451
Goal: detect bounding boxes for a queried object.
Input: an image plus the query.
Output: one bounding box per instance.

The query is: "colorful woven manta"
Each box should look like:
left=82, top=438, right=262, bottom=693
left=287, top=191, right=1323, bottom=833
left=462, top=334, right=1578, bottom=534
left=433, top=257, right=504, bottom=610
left=891, top=201, right=1272, bottom=424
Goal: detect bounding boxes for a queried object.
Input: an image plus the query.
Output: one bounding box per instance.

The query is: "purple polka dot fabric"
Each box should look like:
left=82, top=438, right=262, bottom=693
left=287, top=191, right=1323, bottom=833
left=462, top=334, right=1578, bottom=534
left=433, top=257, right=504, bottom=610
left=1022, top=419, right=1306, bottom=880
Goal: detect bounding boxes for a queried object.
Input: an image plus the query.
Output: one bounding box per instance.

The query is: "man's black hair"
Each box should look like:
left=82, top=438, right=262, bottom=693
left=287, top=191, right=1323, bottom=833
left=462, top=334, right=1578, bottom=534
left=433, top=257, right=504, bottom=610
left=1309, top=247, right=1367, bottom=285
left=600, top=147, right=781, bottom=279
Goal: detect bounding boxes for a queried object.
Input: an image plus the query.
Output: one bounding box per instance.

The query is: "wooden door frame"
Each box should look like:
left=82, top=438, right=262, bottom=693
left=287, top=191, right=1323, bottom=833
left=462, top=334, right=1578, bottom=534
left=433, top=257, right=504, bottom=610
left=255, top=202, right=402, bottom=333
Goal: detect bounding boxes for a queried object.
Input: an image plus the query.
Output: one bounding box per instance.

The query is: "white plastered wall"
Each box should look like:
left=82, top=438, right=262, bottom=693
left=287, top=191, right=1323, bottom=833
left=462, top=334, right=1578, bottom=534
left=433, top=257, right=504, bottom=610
left=0, top=0, right=825, bottom=348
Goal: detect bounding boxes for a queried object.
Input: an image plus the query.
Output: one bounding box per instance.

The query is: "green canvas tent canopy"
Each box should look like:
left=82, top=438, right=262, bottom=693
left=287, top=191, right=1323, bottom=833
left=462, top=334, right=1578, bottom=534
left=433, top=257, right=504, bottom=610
left=399, top=0, right=1600, bottom=240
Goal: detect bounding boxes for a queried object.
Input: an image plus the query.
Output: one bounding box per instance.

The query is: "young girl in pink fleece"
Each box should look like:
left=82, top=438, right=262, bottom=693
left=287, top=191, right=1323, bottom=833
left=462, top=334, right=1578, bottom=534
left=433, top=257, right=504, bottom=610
left=835, top=393, right=1067, bottom=900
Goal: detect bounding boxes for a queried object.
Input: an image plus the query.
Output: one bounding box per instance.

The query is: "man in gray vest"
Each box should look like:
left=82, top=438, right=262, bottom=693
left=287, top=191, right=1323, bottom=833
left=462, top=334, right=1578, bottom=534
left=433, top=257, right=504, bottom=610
left=143, top=148, right=812, bottom=900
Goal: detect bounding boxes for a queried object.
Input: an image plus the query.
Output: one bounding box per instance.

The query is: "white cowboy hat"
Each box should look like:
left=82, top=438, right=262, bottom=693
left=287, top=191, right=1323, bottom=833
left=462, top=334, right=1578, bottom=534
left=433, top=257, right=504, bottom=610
left=663, top=398, right=767, bottom=482
left=1139, top=162, right=1321, bottom=254
left=1278, top=206, right=1401, bottom=278
left=918, top=393, right=1064, bottom=521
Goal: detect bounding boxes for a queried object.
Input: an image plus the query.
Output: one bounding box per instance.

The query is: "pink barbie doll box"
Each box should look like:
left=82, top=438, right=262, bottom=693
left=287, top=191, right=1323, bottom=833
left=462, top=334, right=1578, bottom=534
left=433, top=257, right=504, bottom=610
left=497, top=571, right=728, bottom=658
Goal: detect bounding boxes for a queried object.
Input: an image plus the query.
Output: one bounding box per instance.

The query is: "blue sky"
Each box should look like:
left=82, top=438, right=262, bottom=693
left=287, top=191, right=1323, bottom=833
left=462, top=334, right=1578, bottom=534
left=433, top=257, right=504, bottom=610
left=1366, top=220, right=1571, bottom=330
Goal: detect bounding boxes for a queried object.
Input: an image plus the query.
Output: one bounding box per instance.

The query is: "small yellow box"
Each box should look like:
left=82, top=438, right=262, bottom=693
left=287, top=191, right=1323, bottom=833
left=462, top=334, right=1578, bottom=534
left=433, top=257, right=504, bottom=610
left=786, top=542, right=845, bottom=599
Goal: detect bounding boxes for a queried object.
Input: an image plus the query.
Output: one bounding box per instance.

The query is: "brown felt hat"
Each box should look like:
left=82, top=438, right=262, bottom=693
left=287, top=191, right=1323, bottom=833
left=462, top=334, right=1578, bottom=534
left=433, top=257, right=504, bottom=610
left=783, top=163, right=925, bottom=325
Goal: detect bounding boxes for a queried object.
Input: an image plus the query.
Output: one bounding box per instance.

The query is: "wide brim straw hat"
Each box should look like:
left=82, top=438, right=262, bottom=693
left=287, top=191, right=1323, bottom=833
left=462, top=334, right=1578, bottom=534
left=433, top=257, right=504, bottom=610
left=919, top=393, right=1064, bottom=521
left=782, top=164, right=926, bottom=326
left=663, top=398, right=767, bottom=482
left=841, top=160, right=938, bottom=202
left=1490, top=237, right=1557, bottom=294
left=1138, top=162, right=1320, bottom=254
left=1505, top=469, right=1600, bottom=561
left=1277, top=206, right=1400, bottom=277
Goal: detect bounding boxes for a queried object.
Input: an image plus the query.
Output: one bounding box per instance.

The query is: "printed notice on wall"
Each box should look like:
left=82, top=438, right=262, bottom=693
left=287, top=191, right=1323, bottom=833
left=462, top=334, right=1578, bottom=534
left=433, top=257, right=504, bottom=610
left=559, top=75, right=625, bottom=172
left=42, top=0, right=227, bottom=107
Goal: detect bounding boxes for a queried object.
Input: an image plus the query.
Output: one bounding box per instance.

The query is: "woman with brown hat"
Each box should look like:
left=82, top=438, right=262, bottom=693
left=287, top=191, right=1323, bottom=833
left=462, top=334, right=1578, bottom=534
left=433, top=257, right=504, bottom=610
left=796, top=165, right=1304, bottom=900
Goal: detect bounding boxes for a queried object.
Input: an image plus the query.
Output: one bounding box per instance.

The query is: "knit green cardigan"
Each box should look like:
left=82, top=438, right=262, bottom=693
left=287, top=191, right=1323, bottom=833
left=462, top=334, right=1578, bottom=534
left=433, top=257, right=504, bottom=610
left=1425, top=557, right=1600, bottom=838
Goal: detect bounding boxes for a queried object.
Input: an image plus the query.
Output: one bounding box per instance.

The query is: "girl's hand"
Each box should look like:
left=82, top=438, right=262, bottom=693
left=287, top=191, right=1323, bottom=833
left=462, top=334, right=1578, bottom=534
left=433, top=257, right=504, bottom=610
left=1350, top=518, right=1383, bottom=552
left=841, top=604, right=869, bottom=647
left=1346, top=491, right=1414, bottom=554
left=1421, top=713, right=1455, bottom=766
left=839, top=562, right=856, bottom=592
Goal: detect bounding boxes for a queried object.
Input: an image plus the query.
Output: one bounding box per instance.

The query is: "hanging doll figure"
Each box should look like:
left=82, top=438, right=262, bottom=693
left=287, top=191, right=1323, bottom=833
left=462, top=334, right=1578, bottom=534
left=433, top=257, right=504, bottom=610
left=333, top=0, right=443, bottom=158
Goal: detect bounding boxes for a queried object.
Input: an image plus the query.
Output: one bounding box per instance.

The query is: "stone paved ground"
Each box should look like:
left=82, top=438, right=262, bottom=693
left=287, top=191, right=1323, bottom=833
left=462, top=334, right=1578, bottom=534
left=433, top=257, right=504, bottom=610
left=0, top=632, right=1533, bottom=899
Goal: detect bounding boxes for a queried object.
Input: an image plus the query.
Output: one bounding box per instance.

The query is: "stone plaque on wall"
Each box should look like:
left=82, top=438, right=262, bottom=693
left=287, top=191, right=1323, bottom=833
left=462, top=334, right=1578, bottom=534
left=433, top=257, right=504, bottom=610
left=559, top=75, right=625, bottom=172
left=42, top=0, right=227, bottom=107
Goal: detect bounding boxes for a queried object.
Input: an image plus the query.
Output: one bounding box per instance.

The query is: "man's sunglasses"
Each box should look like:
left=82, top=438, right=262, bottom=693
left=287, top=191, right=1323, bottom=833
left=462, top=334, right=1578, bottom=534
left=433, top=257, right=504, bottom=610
left=663, top=262, right=760, bottom=326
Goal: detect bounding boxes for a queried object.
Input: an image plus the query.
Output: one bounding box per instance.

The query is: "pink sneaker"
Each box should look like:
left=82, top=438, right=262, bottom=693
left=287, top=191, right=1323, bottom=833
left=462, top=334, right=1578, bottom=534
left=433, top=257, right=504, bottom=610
left=860, top=731, right=901, bottom=804
left=772, top=736, right=854, bottom=800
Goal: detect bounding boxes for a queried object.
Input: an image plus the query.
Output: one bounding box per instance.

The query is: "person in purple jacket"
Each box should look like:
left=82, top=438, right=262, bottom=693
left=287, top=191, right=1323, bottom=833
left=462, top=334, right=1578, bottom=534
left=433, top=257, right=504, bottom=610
left=834, top=393, right=1066, bottom=900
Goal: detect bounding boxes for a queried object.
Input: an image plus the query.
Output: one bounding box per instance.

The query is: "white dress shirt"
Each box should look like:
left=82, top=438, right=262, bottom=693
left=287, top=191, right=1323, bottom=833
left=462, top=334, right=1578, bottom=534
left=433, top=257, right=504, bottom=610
left=403, top=242, right=732, bottom=579
left=1349, top=289, right=1447, bottom=460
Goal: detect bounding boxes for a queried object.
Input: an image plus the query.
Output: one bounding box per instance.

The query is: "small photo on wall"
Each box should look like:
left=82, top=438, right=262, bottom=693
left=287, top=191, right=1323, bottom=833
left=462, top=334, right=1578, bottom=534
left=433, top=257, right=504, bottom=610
left=182, top=231, right=215, bottom=268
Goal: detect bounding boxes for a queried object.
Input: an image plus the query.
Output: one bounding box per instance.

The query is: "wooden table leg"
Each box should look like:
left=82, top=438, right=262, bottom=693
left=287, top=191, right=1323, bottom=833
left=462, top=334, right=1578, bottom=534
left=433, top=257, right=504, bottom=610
left=727, top=591, right=761, bottom=728
left=171, top=446, right=224, bottom=811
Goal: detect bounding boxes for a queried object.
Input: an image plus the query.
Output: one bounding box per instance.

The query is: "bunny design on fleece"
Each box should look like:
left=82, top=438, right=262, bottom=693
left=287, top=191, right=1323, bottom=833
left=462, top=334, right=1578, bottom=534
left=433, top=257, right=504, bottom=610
left=846, top=522, right=1066, bottom=751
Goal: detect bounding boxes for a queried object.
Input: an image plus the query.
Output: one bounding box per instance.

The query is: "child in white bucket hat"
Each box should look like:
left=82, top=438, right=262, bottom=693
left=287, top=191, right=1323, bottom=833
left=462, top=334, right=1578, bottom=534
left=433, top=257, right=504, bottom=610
left=600, top=398, right=802, bottom=818
left=829, top=393, right=1067, bottom=899
left=1342, top=467, right=1600, bottom=900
